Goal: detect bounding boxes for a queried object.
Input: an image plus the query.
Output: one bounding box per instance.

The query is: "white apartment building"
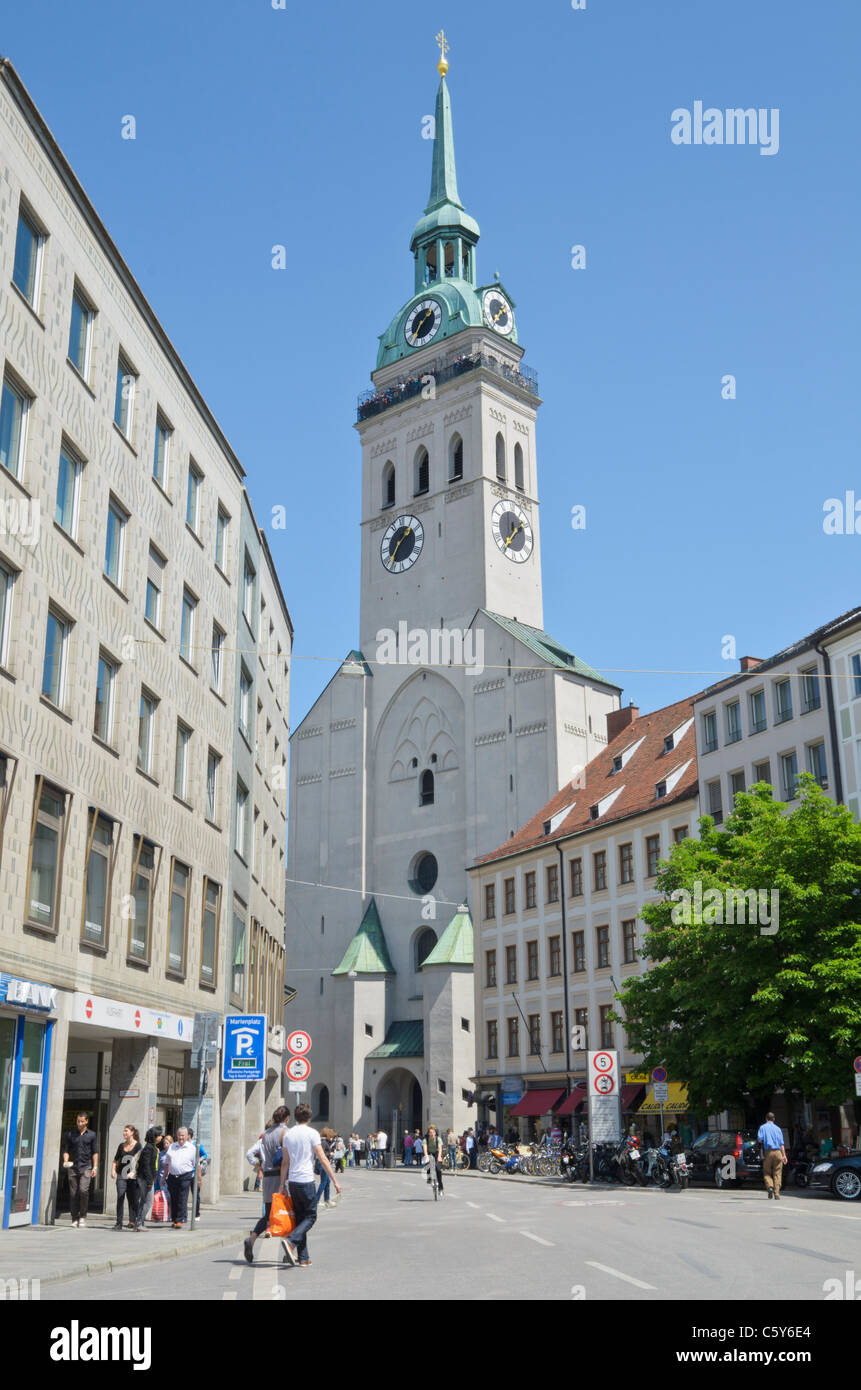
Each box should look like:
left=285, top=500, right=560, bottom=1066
left=0, top=59, right=291, bottom=1227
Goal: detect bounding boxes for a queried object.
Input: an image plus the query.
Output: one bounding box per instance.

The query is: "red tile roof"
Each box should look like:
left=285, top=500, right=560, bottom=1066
left=474, top=693, right=701, bottom=867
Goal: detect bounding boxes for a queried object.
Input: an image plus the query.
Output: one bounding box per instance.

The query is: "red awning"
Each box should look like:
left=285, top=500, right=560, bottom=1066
left=555, top=1084, right=588, bottom=1117
left=508, top=1088, right=565, bottom=1117
left=621, top=1084, right=646, bottom=1111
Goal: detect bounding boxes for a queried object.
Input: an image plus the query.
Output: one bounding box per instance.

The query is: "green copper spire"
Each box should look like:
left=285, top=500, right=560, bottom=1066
left=426, top=75, right=464, bottom=216
left=410, top=47, right=479, bottom=292
left=332, top=897, right=396, bottom=976
left=422, top=904, right=474, bottom=967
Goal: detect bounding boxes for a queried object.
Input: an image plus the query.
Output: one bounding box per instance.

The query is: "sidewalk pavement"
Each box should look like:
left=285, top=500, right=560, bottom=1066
left=0, top=1192, right=265, bottom=1288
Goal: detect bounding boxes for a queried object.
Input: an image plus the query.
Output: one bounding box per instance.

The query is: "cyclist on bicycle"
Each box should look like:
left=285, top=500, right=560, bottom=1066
left=425, top=1125, right=444, bottom=1196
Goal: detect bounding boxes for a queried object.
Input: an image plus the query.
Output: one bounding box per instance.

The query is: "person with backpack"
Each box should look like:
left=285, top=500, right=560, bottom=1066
left=316, top=1128, right=334, bottom=1206
left=110, top=1125, right=142, bottom=1230
left=243, top=1106, right=290, bottom=1263
left=134, top=1126, right=163, bottom=1231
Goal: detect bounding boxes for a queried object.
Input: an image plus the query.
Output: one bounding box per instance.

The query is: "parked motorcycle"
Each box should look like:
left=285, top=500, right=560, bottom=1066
left=614, top=1137, right=648, bottom=1186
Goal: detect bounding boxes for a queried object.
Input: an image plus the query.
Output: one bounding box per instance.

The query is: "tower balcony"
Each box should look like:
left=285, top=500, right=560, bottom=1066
left=357, top=351, right=540, bottom=423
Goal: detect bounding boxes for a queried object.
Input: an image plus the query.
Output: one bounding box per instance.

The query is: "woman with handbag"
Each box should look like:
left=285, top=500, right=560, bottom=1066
left=134, top=1126, right=163, bottom=1231
left=111, top=1125, right=142, bottom=1230
left=243, top=1106, right=291, bottom=1264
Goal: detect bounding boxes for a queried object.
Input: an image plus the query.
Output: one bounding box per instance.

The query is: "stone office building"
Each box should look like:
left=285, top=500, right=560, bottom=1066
left=0, top=59, right=290, bottom=1226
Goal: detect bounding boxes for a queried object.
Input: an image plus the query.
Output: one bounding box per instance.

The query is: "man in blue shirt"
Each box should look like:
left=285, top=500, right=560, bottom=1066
left=757, top=1112, right=788, bottom=1200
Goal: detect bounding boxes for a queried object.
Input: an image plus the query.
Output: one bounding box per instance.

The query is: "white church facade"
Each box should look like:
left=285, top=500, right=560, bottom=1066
left=286, top=45, right=622, bottom=1143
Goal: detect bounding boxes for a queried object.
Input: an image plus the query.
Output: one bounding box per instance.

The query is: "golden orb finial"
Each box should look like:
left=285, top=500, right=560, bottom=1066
left=435, top=29, right=450, bottom=76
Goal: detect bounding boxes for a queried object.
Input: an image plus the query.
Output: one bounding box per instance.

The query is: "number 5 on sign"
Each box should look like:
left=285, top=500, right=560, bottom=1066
left=287, top=1030, right=312, bottom=1056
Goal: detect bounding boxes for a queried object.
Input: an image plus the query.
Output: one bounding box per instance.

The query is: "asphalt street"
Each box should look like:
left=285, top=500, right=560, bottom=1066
left=38, top=1167, right=861, bottom=1302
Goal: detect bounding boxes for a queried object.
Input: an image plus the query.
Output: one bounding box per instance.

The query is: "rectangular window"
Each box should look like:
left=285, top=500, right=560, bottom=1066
left=551, top=1011, right=563, bottom=1053
left=243, top=553, right=256, bottom=628
left=527, top=939, right=539, bottom=980
left=93, top=651, right=117, bottom=744
left=186, top=461, right=202, bottom=533
left=645, top=834, right=661, bottom=878
left=27, top=780, right=66, bottom=930
left=528, top=1014, right=541, bottom=1055
left=180, top=587, right=197, bottom=664
left=800, top=666, right=821, bottom=713
left=239, top=665, right=252, bottom=739
left=206, top=748, right=221, bottom=822
left=145, top=546, right=165, bottom=629
left=235, top=779, right=249, bottom=859
left=231, top=899, right=246, bottom=1004
left=67, top=283, right=94, bottom=378
left=774, top=678, right=793, bottom=724
left=506, top=1016, right=519, bottom=1057
left=174, top=721, right=191, bottom=801
left=82, top=810, right=114, bottom=947
left=701, top=710, right=718, bottom=753
left=505, top=944, right=517, bottom=984
left=167, top=859, right=189, bottom=975
left=487, top=1019, right=498, bottom=1060
left=546, top=862, right=559, bottom=903
left=128, top=835, right=155, bottom=962
left=730, top=769, right=746, bottom=800
left=12, top=203, right=44, bottom=306
left=504, top=877, right=515, bottom=915
left=619, top=841, right=633, bottom=883
left=548, top=935, right=561, bottom=976
left=572, top=930, right=585, bottom=973
left=725, top=700, right=742, bottom=744
left=807, top=741, right=827, bottom=789
left=114, top=353, right=136, bottom=439
left=852, top=653, right=861, bottom=699
left=575, top=1007, right=588, bottom=1037
left=211, top=623, right=225, bottom=693
left=599, top=1005, right=613, bottom=1049
left=749, top=688, right=767, bottom=734
left=484, top=883, right=496, bottom=920
left=593, top=850, right=607, bottom=891
left=104, top=497, right=127, bottom=588
left=570, top=858, right=583, bottom=896
left=200, top=878, right=220, bottom=987
left=622, top=918, right=636, bottom=964
left=781, top=751, right=799, bottom=800
left=137, top=690, right=157, bottom=775
left=42, top=608, right=71, bottom=706
left=0, top=561, right=14, bottom=667
left=215, top=504, right=230, bottom=572
left=55, top=440, right=83, bottom=537
left=0, top=373, right=30, bottom=479
left=673, top=825, right=687, bottom=844
left=708, top=780, right=723, bottom=825
left=753, top=759, right=771, bottom=786
left=596, top=924, right=610, bottom=968
left=153, top=413, right=172, bottom=489
left=485, top=949, right=496, bottom=987
left=524, top=870, right=536, bottom=909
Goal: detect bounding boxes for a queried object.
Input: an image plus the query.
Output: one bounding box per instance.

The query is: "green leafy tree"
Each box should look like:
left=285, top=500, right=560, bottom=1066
left=618, top=776, right=861, bottom=1116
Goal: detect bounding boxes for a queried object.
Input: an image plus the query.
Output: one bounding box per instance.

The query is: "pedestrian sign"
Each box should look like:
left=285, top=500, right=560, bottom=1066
left=222, top=1015, right=266, bottom=1081
left=287, top=1029, right=312, bottom=1056
left=286, top=1054, right=311, bottom=1082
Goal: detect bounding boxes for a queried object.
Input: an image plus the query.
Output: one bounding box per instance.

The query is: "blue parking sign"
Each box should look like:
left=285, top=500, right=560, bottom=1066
left=222, top=1015, right=266, bottom=1081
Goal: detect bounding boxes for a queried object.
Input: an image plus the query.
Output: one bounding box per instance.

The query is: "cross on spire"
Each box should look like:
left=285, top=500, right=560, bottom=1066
left=435, top=29, right=450, bottom=76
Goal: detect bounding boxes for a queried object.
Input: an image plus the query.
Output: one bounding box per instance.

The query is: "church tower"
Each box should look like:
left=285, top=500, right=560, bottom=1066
left=287, top=38, right=621, bottom=1143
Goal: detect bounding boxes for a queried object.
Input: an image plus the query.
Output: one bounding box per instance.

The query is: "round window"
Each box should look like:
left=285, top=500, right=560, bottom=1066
left=409, top=851, right=438, bottom=895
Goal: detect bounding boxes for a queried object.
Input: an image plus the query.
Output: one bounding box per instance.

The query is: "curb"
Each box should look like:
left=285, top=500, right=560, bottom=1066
left=23, top=1228, right=246, bottom=1288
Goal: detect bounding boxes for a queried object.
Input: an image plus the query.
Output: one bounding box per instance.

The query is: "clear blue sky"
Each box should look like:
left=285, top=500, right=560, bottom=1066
left=5, top=0, right=859, bottom=726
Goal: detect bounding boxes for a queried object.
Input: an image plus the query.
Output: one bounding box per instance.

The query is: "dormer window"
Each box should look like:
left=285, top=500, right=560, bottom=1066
left=542, top=820, right=551, bottom=836
left=664, top=734, right=674, bottom=753
left=656, top=780, right=667, bottom=799
left=612, top=755, right=623, bottom=774
left=589, top=805, right=599, bottom=821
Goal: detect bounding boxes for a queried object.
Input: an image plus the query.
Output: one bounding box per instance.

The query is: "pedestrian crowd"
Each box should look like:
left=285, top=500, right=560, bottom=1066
left=61, top=1111, right=207, bottom=1232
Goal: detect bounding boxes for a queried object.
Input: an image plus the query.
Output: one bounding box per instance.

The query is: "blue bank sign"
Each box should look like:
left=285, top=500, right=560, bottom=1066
left=222, top=1015, right=266, bottom=1081
left=0, top=974, right=57, bottom=1011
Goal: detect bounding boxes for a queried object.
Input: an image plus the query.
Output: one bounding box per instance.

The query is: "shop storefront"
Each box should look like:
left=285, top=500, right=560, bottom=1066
left=0, top=973, right=56, bottom=1228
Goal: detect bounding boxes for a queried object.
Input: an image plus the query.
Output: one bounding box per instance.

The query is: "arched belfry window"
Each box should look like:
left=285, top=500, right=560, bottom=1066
left=415, top=927, right=437, bottom=970
left=449, top=434, right=463, bottom=482
left=462, top=245, right=470, bottom=279
left=514, top=442, right=524, bottom=491
left=425, top=244, right=437, bottom=283
left=414, top=446, right=429, bottom=496
left=495, top=432, right=506, bottom=482
left=382, top=461, right=395, bottom=508
left=444, top=241, right=455, bottom=277
left=420, top=769, right=435, bottom=806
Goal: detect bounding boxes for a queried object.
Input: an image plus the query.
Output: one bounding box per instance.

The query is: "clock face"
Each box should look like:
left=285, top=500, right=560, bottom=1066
left=492, top=499, right=533, bottom=563
left=404, top=299, right=443, bottom=349
left=483, top=288, right=514, bottom=337
left=380, top=514, right=425, bottom=573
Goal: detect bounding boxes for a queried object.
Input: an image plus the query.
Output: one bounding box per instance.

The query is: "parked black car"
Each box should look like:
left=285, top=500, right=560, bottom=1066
left=687, top=1130, right=763, bottom=1188
left=809, top=1152, right=861, bottom=1201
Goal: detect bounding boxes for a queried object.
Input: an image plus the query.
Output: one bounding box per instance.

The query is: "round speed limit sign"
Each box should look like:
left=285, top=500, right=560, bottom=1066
left=286, top=1055, right=310, bottom=1082
left=287, top=1030, right=312, bottom=1057
left=592, top=1052, right=614, bottom=1073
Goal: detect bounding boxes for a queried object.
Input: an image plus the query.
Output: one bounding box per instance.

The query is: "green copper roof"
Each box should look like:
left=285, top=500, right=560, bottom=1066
left=411, top=77, right=480, bottom=250
left=366, top=1020, right=424, bottom=1059
left=482, top=611, right=622, bottom=691
left=332, top=898, right=395, bottom=976
left=422, top=906, right=474, bottom=967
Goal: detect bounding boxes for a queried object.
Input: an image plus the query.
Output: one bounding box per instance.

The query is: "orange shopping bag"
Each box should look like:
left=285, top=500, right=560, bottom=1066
left=268, top=1192, right=296, bottom=1238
